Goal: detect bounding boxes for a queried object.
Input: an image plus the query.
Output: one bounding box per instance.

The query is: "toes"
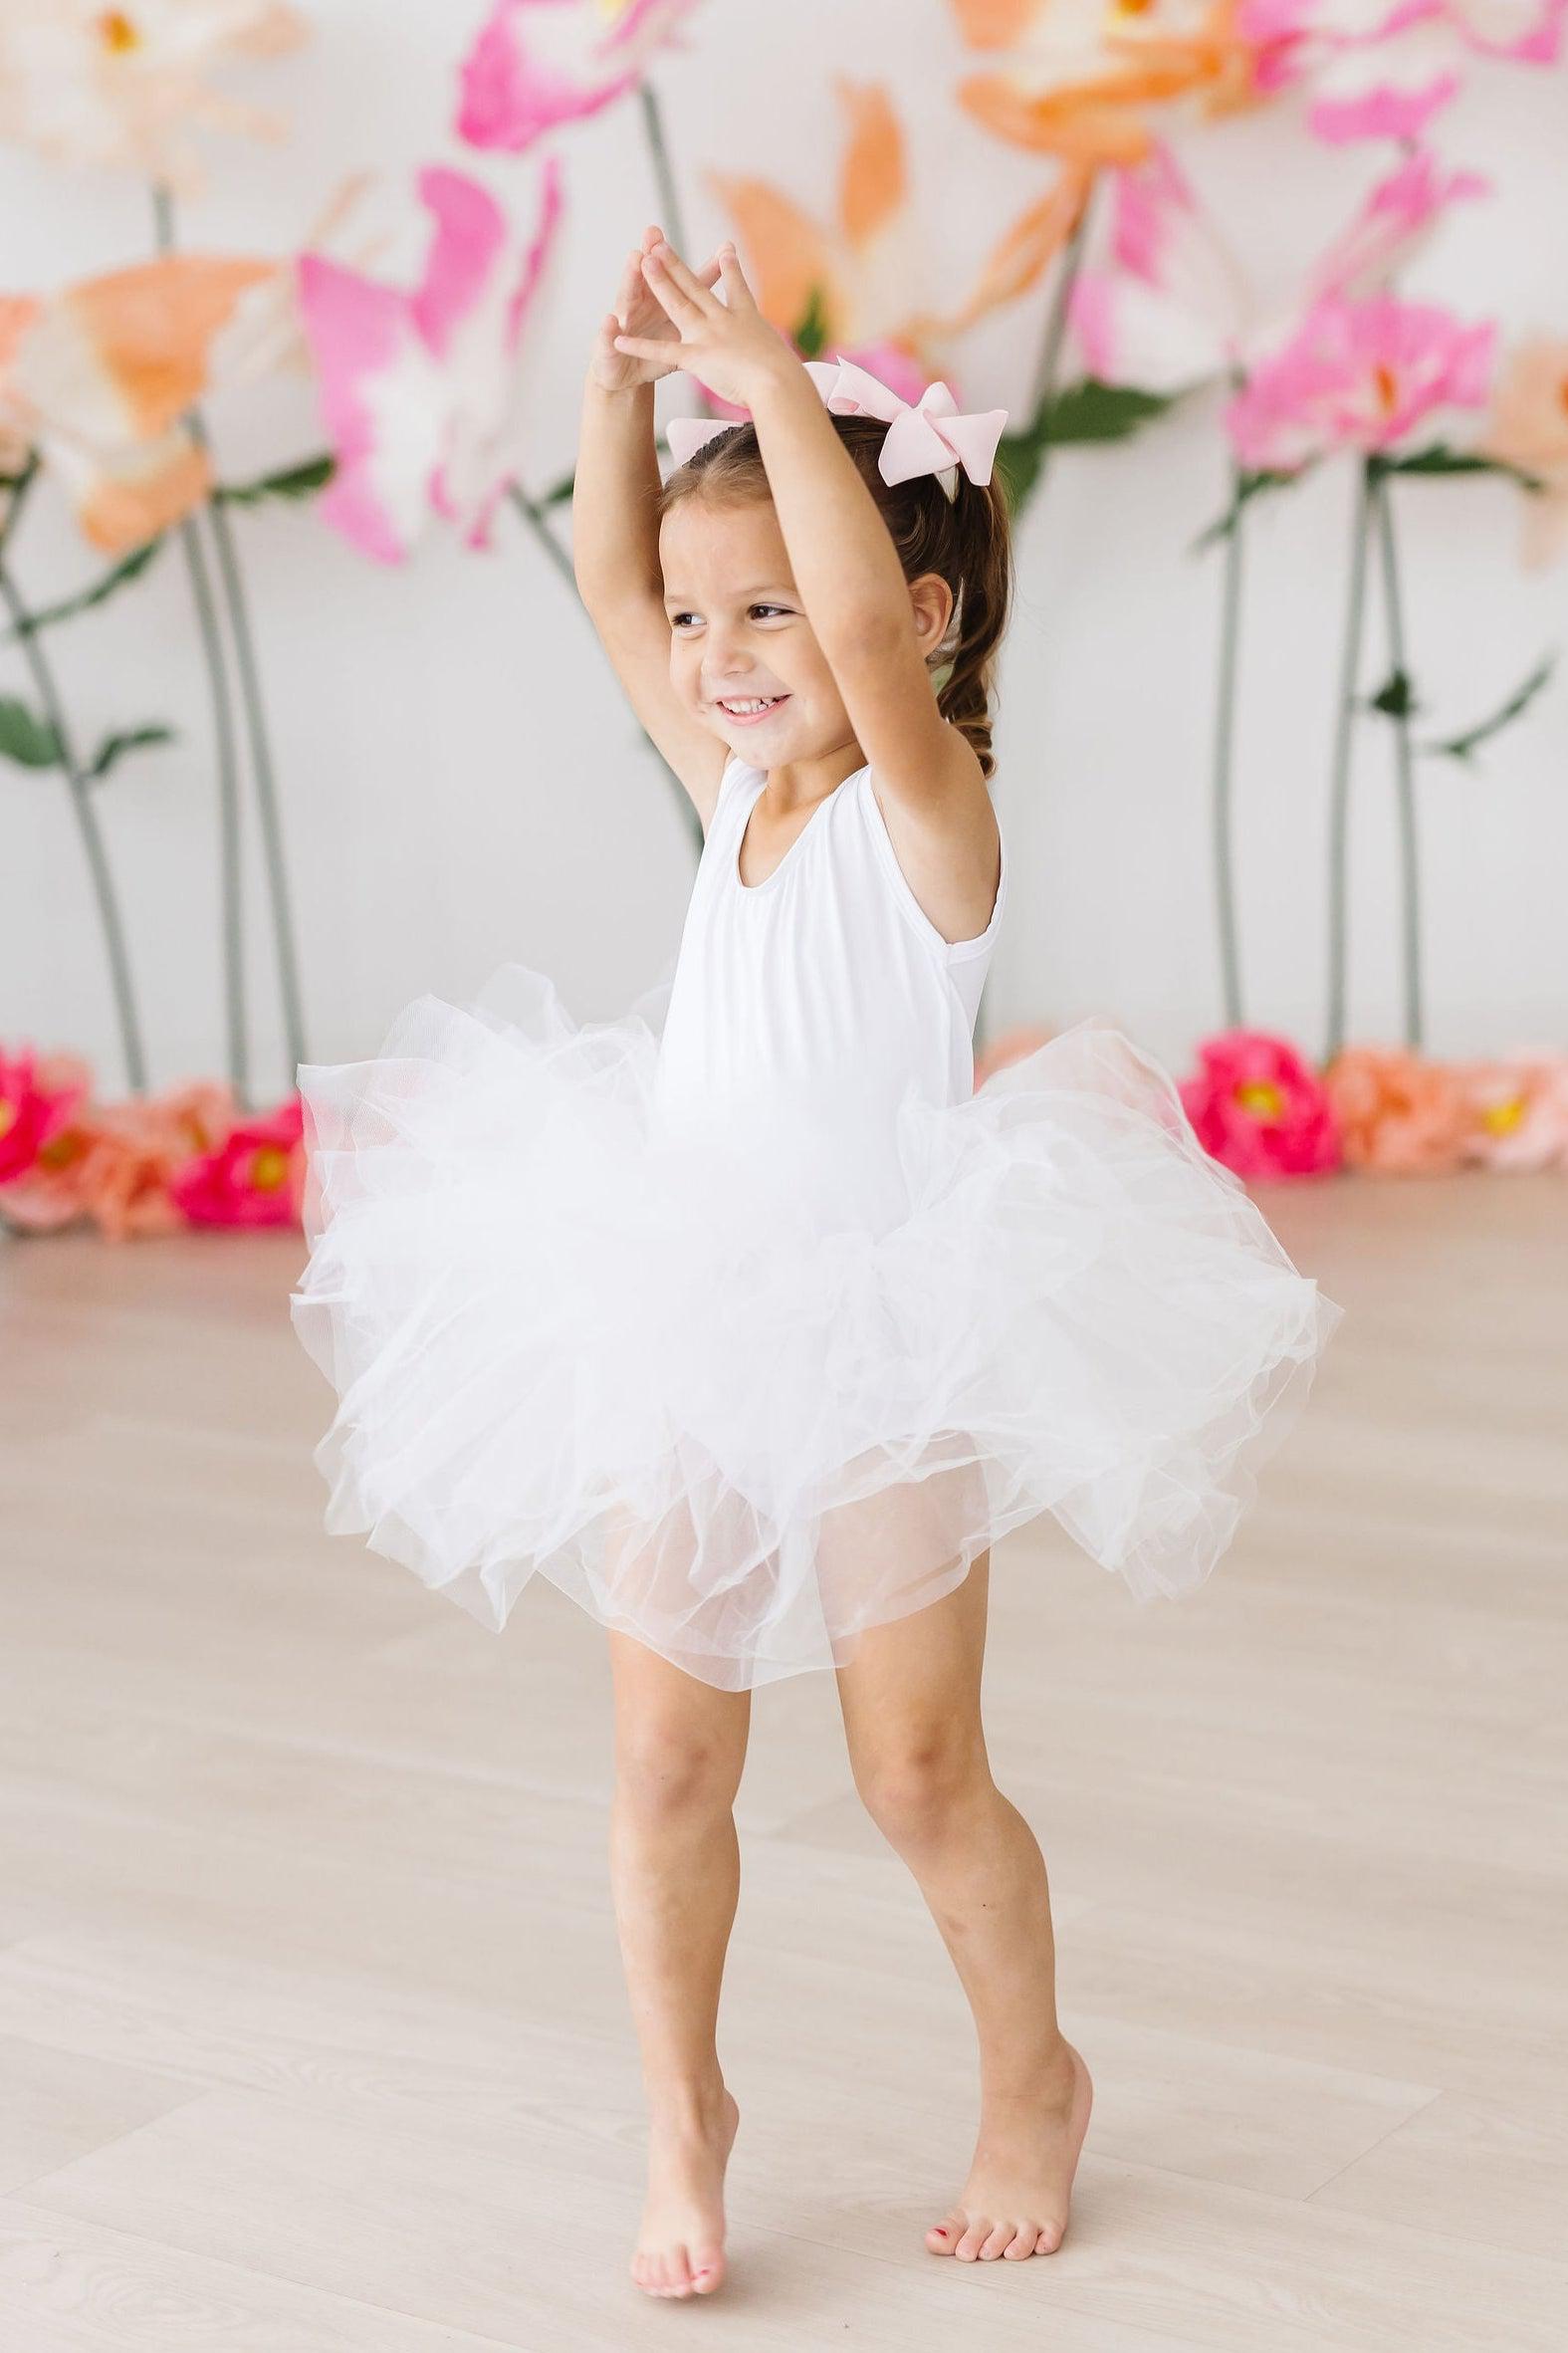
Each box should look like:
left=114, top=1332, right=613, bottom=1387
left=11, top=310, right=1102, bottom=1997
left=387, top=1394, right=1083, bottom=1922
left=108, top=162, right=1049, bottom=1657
left=978, top=2220, right=1016, bottom=2260
left=925, top=2211, right=966, bottom=2255
left=1002, top=2224, right=1037, bottom=2258
left=690, top=2244, right=725, bottom=2293
left=665, top=2245, right=695, bottom=2296
left=1035, top=2219, right=1065, bottom=2253
left=954, top=2217, right=993, bottom=2260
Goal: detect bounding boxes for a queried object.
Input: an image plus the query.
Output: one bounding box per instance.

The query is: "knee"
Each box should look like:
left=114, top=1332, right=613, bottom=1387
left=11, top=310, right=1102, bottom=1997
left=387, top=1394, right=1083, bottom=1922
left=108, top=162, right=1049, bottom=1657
left=852, top=1725, right=990, bottom=1849
left=615, top=1724, right=741, bottom=1823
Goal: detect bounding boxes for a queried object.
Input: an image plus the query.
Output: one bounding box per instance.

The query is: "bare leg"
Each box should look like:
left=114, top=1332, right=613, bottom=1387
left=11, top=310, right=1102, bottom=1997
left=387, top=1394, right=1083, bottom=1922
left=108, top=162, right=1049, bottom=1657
left=608, top=1626, right=749, bottom=2298
left=834, top=1552, right=1093, bottom=2260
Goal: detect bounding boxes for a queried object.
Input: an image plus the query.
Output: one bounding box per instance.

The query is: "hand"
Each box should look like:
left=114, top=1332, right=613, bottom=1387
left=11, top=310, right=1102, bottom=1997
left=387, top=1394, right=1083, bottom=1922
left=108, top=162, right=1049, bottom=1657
left=589, top=223, right=725, bottom=392
left=612, top=236, right=796, bottom=411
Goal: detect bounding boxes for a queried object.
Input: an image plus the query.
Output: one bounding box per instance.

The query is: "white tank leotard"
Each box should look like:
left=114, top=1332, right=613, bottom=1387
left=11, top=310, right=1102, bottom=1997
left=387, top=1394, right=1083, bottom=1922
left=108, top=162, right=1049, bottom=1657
left=653, top=753, right=1008, bottom=1232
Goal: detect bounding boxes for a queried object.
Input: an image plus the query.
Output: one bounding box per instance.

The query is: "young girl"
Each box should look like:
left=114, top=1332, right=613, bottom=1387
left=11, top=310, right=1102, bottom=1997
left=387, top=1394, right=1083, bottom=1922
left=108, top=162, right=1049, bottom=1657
left=291, top=224, right=1342, bottom=2302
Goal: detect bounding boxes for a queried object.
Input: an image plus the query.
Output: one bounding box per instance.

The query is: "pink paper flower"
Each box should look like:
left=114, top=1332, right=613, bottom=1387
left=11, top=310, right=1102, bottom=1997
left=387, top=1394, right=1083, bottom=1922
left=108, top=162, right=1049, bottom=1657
left=1068, top=140, right=1484, bottom=394
left=1178, top=1030, right=1342, bottom=1177
left=1238, top=0, right=1566, bottom=145
left=1, top=1073, right=240, bottom=1237
left=298, top=160, right=564, bottom=564
left=1452, top=1050, right=1568, bottom=1170
left=170, top=1094, right=304, bottom=1228
left=0, top=1047, right=93, bottom=1186
left=1320, top=1045, right=1471, bottom=1170
left=456, top=0, right=701, bottom=153
left=1225, top=292, right=1494, bottom=472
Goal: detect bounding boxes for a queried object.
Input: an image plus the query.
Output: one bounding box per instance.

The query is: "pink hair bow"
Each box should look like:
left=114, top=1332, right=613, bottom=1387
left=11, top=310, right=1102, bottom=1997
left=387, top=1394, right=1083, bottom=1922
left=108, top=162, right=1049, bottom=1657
left=665, top=354, right=1008, bottom=500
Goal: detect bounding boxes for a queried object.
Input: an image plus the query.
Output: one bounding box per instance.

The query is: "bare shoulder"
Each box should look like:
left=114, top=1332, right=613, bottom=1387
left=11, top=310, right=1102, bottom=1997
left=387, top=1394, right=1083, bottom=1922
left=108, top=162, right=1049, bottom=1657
left=866, top=724, right=1003, bottom=948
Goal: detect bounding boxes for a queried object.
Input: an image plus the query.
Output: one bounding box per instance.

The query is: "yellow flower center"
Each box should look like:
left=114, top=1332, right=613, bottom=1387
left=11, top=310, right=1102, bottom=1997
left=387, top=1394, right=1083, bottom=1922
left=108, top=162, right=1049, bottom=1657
left=1481, top=1094, right=1525, bottom=1134
left=1234, top=1079, right=1285, bottom=1122
left=587, top=0, right=636, bottom=22
left=97, top=9, right=142, bottom=51
left=0, top=1100, right=14, bottom=1141
left=40, top=1129, right=86, bottom=1170
left=250, top=1144, right=290, bottom=1192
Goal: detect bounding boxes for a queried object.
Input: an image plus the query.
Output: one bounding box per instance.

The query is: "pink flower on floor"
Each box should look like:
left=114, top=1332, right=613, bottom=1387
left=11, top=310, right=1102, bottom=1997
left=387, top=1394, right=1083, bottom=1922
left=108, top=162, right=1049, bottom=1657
left=1178, top=1031, right=1342, bottom=1177
left=1320, top=1045, right=1471, bottom=1171
left=169, top=1094, right=304, bottom=1228
left=456, top=0, right=702, bottom=152
left=973, top=1022, right=1057, bottom=1091
left=1225, top=292, right=1494, bottom=472
left=0, top=1074, right=239, bottom=1237
left=0, top=1047, right=94, bottom=1186
left=1450, top=1051, right=1568, bottom=1170
left=299, top=161, right=564, bottom=563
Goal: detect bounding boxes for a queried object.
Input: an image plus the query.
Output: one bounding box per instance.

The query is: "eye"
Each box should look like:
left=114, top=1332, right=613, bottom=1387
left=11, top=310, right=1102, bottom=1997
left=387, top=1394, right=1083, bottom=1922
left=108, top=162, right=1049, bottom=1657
left=669, top=611, right=698, bottom=630
left=750, top=603, right=788, bottom=620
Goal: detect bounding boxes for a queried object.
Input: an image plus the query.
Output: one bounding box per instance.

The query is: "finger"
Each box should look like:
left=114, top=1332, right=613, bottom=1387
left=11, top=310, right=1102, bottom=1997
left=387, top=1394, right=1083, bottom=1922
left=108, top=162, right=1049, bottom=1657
left=716, top=243, right=757, bottom=310
left=613, top=332, right=673, bottom=359
left=646, top=240, right=719, bottom=319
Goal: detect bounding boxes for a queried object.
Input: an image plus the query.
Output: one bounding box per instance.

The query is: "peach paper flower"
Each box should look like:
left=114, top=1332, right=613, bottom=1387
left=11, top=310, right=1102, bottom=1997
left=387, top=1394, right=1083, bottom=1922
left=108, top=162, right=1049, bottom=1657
left=0, top=0, right=306, bottom=196
left=1475, top=336, right=1568, bottom=569
left=0, top=251, right=278, bottom=551
left=1179, top=1030, right=1342, bottom=1176
left=1320, top=1044, right=1471, bottom=1171
left=0, top=1075, right=238, bottom=1237
left=1451, top=1051, right=1568, bottom=1170
left=169, top=1093, right=304, bottom=1226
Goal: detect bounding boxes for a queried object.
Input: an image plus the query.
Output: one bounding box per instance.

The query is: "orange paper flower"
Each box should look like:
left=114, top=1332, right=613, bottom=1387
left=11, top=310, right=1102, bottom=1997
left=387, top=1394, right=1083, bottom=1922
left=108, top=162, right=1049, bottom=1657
left=1451, top=1050, right=1568, bottom=1171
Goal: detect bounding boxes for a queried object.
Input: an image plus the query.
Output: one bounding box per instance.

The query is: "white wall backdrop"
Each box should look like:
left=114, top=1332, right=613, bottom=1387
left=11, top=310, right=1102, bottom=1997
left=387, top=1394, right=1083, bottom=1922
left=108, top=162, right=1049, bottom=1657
left=3, top=0, right=1564, bottom=1097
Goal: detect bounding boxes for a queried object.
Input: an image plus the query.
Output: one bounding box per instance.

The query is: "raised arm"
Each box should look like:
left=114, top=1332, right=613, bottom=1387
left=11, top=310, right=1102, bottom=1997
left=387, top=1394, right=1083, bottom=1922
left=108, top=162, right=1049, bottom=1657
left=616, top=240, right=988, bottom=837
left=573, top=232, right=731, bottom=820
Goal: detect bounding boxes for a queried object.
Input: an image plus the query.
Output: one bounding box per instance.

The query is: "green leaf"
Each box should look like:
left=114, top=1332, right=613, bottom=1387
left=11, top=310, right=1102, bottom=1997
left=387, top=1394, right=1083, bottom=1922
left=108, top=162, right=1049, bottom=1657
left=84, top=722, right=174, bottom=782
left=213, top=453, right=336, bottom=507
left=997, top=377, right=1178, bottom=510
left=1421, top=654, right=1556, bottom=765
left=1368, top=667, right=1419, bottom=720
left=0, top=694, right=62, bottom=769
left=1374, top=443, right=1546, bottom=494
left=1, top=538, right=163, bottom=643
left=540, top=466, right=575, bottom=508
left=792, top=282, right=831, bottom=360
left=1190, top=467, right=1304, bottom=555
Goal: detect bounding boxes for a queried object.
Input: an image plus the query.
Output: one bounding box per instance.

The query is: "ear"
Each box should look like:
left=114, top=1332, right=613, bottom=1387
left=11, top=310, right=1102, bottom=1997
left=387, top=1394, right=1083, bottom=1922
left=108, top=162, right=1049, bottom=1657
left=907, top=571, right=956, bottom=664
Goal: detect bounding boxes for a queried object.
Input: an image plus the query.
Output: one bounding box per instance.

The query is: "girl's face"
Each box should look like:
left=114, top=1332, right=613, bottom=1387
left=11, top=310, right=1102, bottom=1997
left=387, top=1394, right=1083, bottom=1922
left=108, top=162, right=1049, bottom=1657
left=659, top=493, right=856, bottom=763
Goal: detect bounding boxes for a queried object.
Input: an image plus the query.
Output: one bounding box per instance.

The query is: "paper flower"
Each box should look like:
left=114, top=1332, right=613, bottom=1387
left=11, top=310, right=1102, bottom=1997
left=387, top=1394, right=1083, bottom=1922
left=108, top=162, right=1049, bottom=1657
left=1320, top=1045, right=1472, bottom=1170
left=706, top=78, right=1068, bottom=396
left=298, top=160, right=565, bottom=564
left=169, top=1092, right=304, bottom=1226
left=1452, top=1051, right=1568, bottom=1170
left=0, top=1047, right=93, bottom=1187
left=0, top=0, right=306, bottom=195
left=456, top=0, right=701, bottom=151
left=1224, top=292, right=1494, bottom=472
left=1069, top=140, right=1486, bottom=394
left=1476, top=336, right=1568, bottom=568
left=0, top=251, right=276, bottom=551
left=1238, top=0, right=1566, bottom=145
left=1178, top=1030, right=1342, bottom=1176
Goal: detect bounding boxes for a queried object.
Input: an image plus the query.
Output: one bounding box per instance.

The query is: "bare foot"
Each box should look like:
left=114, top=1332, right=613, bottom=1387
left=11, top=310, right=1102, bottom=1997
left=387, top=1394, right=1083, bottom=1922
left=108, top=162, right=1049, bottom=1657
left=926, top=2037, right=1093, bottom=2261
left=630, top=2082, right=740, bottom=2298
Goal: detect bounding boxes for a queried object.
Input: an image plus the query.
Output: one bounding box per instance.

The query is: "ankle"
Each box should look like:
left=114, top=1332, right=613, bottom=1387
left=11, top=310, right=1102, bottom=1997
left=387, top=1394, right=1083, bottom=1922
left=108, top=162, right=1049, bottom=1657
left=643, top=2067, right=731, bottom=2133
left=980, top=2032, right=1076, bottom=2109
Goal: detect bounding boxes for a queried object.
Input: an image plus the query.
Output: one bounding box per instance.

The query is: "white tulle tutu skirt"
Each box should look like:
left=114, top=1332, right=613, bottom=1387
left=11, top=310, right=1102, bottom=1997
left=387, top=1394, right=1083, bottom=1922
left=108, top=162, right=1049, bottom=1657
left=290, top=962, right=1343, bottom=1689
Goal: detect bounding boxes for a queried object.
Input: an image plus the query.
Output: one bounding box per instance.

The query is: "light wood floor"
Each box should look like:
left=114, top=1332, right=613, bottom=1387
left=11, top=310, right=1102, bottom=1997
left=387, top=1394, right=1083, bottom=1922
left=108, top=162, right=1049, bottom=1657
left=0, top=1174, right=1564, bottom=2350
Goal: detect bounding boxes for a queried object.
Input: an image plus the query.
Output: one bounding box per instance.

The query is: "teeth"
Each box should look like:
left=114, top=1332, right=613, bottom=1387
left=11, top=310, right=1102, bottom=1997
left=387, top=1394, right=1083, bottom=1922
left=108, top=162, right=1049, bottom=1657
left=720, top=696, right=783, bottom=713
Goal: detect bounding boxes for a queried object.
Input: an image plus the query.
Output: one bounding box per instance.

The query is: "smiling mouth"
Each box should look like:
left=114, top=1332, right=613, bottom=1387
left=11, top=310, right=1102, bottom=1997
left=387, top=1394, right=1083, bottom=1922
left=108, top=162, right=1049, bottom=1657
left=715, top=693, right=789, bottom=718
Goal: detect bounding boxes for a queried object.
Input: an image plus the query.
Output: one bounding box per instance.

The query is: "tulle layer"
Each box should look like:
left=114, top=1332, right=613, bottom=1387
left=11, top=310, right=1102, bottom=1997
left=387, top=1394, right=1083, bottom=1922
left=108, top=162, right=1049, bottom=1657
left=291, top=964, right=1343, bottom=1689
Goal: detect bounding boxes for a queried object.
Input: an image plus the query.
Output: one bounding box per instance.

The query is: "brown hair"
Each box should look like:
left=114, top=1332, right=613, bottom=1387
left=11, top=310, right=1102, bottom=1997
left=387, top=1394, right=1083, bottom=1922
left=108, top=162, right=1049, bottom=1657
left=654, top=412, right=1013, bottom=781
